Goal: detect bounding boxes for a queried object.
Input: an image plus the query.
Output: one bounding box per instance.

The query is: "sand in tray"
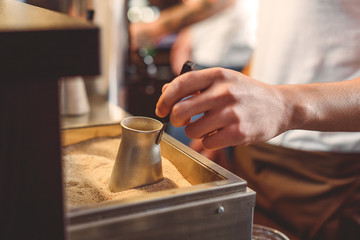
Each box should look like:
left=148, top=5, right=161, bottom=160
left=63, top=137, right=192, bottom=209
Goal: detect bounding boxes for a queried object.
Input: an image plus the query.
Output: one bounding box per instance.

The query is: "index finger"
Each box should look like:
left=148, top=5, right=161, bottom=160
left=155, top=68, right=218, bottom=118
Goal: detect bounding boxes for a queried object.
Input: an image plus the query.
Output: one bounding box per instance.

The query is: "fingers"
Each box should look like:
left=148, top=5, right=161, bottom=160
left=169, top=94, right=208, bottom=126
left=162, top=83, right=169, bottom=93
left=189, top=139, right=222, bottom=162
left=201, top=125, right=242, bottom=150
left=156, top=67, right=250, bottom=149
left=189, top=139, right=204, bottom=152
left=162, top=83, right=199, bottom=95
left=171, top=82, right=237, bottom=127
left=156, top=69, right=219, bottom=118
left=184, top=107, right=235, bottom=139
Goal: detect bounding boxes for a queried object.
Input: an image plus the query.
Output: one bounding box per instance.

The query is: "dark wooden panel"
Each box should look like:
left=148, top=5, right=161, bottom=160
left=0, top=1, right=100, bottom=239
left=0, top=78, right=65, bottom=239
left=0, top=29, right=99, bottom=79
left=0, top=0, right=100, bottom=79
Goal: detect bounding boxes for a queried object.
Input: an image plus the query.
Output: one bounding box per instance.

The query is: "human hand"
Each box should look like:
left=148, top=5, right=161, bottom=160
left=156, top=68, right=292, bottom=149
left=170, top=28, right=192, bottom=75
left=189, top=139, right=232, bottom=170
left=129, top=22, right=157, bottom=51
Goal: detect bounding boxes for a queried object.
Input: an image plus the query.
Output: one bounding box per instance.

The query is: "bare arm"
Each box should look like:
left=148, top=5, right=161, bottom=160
left=281, top=78, right=360, bottom=132
left=156, top=68, right=360, bottom=149
left=130, top=0, right=235, bottom=48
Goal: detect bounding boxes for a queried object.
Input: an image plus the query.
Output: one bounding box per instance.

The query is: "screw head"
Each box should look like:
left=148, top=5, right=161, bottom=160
left=217, top=205, right=225, bottom=214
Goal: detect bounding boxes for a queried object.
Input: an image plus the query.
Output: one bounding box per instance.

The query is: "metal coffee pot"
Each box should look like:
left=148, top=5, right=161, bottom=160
left=109, top=116, right=164, bottom=192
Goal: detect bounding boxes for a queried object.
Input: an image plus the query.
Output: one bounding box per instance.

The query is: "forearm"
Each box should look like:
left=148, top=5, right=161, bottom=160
left=282, top=77, right=360, bottom=132
left=147, top=0, right=234, bottom=40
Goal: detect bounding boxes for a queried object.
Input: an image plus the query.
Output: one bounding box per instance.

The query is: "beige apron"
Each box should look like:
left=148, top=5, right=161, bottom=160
left=232, top=143, right=360, bottom=240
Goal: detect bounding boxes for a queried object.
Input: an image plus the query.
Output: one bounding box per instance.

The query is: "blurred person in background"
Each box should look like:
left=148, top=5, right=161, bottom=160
left=170, top=0, right=257, bottom=74
left=129, top=0, right=237, bottom=51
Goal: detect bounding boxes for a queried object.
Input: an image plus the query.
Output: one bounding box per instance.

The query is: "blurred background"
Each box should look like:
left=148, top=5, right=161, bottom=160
left=18, top=0, right=257, bottom=137
left=20, top=0, right=178, bottom=121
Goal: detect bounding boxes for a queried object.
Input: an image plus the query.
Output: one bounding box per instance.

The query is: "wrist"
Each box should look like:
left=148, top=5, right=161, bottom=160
left=277, top=85, right=312, bottom=131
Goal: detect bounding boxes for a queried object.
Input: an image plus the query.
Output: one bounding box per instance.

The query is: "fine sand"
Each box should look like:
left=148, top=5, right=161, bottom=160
left=63, top=137, right=192, bottom=209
